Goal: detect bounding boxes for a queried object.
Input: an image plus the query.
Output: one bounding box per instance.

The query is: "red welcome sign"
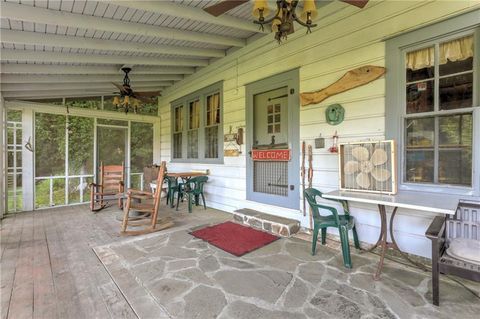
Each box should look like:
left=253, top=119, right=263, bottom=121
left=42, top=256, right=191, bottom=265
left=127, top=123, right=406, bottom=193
left=251, top=149, right=291, bottom=161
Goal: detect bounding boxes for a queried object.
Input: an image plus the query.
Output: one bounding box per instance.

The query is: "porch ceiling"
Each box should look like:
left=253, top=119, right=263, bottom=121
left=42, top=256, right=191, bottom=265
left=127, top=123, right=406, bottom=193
left=0, top=0, right=267, bottom=100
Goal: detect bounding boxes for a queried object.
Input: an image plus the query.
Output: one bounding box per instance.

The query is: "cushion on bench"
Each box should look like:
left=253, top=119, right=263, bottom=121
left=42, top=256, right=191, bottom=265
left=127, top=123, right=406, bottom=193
left=446, top=238, right=480, bottom=265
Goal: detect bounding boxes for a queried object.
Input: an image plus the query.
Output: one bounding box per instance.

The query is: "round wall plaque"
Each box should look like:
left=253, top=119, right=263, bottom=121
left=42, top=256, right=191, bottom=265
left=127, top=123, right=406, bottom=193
left=325, top=104, right=345, bottom=125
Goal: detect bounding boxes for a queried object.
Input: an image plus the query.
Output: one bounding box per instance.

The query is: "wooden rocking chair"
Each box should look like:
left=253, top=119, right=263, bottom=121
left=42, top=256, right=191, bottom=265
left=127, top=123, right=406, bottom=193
left=121, top=161, right=174, bottom=235
left=90, top=162, right=125, bottom=212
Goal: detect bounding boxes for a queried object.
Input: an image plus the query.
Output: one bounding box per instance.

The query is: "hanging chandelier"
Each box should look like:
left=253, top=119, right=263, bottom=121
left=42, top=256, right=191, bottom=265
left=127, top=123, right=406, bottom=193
left=112, top=95, right=140, bottom=114
left=252, top=0, right=317, bottom=43
left=112, top=67, right=141, bottom=114
left=111, top=67, right=160, bottom=114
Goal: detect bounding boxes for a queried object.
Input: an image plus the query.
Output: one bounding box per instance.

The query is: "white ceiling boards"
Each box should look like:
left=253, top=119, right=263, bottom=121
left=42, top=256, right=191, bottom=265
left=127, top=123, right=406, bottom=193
left=0, top=0, right=262, bottom=99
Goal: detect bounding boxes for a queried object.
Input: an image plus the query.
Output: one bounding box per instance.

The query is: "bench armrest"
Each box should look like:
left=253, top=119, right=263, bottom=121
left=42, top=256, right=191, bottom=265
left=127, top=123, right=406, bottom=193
left=425, top=216, right=446, bottom=240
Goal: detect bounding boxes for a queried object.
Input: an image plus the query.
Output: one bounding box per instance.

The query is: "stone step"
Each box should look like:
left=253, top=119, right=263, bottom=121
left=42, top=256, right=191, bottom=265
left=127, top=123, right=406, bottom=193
left=233, top=208, right=300, bottom=237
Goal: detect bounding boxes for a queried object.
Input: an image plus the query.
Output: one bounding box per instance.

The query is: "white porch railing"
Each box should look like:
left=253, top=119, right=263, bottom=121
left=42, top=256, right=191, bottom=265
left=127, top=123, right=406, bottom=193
left=34, top=173, right=145, bottom=208
left=34, top=174, right=94, bottom=208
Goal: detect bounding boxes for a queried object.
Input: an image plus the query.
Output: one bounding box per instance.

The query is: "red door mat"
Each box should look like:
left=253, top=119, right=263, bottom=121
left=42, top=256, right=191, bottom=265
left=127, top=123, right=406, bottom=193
left=190, top=221, right=280, bottom=257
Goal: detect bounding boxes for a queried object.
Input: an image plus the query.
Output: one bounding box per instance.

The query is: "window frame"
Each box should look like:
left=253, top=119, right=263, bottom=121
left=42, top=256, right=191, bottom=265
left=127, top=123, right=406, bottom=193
left=386, top=12, right=480, bottom=196
left=170, top=82, right=224, bottom=164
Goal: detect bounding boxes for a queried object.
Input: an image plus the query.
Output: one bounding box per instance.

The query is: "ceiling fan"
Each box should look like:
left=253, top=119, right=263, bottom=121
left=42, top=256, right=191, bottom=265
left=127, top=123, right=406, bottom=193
left=111, top=67, right=161, bottom=114
left=203, top=0, right=368, bottom=17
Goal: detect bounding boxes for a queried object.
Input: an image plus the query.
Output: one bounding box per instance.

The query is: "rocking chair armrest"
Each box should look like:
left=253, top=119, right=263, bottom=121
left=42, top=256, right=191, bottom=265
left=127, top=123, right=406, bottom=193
left=89, top=182, right=101, bottom=189
left=127, top=189, right=153, bottom=196
left=425, top=216, right=446, bottom=240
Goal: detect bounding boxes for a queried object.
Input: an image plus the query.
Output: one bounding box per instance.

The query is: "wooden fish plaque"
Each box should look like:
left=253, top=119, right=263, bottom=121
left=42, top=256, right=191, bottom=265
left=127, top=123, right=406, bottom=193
left=300, top=65, right=386, bottom=107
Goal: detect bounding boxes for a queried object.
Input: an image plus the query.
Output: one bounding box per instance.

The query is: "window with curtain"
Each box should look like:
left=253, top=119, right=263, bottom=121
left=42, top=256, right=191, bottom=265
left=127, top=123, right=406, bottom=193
left=171, top=82, right=223, bottom=163
left=188, top=99, right=200, bottom=159
left=205, top=93, right=220, bottom=158
left=404, top=34, right=475, bottom=186
left=173, top=105, right=183, bottom=159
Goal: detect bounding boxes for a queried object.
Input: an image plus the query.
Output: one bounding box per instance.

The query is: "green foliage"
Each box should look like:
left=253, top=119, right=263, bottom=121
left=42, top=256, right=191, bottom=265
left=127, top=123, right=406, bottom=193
left=35, top=113, right=66, bottom=176
left=35, top=179, right=65, bottom=208
left=65, top=98, right=101, bottom=109
left=68, top=116, right=94, bottom=175
left=7, top=110, right=22, bottom=122
left=131, top=122, right=154, bottom=172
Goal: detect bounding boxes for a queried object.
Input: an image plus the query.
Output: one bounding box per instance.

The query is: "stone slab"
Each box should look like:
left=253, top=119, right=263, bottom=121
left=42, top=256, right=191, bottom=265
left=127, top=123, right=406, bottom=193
left=233, top=208, right=301, bottom=237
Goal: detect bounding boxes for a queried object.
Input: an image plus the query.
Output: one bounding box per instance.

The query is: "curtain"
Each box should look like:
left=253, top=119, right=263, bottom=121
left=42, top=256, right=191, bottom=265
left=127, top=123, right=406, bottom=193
left=207, top=93, right=220, bottom=126
left=406, top=35, right=473, bottom=70
left=406, top=47, right=434, bottom=71
left=440, top=35, right=474, bottom=64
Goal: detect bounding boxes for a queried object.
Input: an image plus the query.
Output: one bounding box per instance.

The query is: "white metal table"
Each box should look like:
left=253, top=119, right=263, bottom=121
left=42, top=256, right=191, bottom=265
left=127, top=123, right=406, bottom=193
left=323, top=190, right=459, bottom=280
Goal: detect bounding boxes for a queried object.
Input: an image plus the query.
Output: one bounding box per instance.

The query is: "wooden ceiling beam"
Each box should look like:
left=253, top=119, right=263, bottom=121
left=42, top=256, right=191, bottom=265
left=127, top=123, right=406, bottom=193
left=1, top=82, right=172, bottom=92
left=102, top=0, right=263, bottom=34
left=0, top=64, right=195, bottom=75
left=1, top=49, right=209, bottom=67
left=1, top=74, right=184, bottom=84
left=0, top=30, right=225, bottom=59
left=1, top=2, right=245, bottom=48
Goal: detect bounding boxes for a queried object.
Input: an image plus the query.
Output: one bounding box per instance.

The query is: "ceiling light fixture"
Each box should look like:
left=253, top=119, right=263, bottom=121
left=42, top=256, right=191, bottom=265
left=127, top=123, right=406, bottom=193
left=252, top=0, right=317, bottom=43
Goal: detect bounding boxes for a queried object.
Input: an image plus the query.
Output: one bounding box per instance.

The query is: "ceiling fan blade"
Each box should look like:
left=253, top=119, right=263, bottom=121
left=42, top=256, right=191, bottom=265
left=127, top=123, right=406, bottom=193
left=111, top=82, right=128, bottom=95
left=203, top=0, right=249, bottom=17
left=340, top=0, right=369, bottom=9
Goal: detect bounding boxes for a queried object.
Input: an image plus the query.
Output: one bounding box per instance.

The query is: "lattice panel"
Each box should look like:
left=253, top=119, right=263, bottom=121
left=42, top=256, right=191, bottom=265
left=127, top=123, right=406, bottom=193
left=253, top=161, right=288, bottom=197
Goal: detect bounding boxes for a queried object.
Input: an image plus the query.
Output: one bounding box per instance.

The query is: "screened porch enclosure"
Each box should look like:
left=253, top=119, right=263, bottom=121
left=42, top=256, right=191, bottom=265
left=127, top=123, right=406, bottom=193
left=4, top=101, right=159, bottom=213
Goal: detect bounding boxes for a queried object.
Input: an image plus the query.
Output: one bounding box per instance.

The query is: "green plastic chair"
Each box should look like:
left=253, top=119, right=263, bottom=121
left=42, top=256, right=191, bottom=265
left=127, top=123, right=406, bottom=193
left=304, top=188, right=360, bottom=268
left=164, top=176, right=179, bottom=208
left=176, top=176, right=208, bottom=213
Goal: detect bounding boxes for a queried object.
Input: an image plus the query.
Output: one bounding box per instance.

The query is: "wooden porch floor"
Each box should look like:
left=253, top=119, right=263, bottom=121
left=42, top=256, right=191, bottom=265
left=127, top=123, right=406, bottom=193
left=1, top=204, right=137, bottom=319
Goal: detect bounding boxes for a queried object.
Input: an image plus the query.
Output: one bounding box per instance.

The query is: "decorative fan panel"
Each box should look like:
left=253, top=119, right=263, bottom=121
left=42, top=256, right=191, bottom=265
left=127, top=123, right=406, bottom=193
left=339, top=140, right=397, bottom=194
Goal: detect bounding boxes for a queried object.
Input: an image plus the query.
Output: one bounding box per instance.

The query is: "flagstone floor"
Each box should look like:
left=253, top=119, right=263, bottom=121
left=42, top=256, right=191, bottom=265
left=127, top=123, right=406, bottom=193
left=2, top=203, right=479, bottom=319
left=95, top=205, right=480, bottom=319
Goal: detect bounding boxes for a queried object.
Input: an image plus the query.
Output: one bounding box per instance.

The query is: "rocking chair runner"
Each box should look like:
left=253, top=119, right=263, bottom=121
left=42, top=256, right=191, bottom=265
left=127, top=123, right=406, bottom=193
left=121, top=161, right=174, bottom=235
left=90, top=162, right=125, bottom=212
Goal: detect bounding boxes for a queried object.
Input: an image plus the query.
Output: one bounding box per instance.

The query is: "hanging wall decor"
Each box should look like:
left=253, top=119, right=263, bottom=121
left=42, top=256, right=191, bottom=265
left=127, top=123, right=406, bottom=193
left=339, top=140, right=397, bottom=194
left=325, top=104, right=345, bottom=125
left=300, top=65, right=386, bottom=106
left=224, top=126, right=243, bottom=157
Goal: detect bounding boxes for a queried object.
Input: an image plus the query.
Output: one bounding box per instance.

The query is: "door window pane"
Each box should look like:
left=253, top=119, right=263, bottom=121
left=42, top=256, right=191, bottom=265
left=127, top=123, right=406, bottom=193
left=35, top=113, right=66, bottom=177
left=68, top=116, right=94, bottom=175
